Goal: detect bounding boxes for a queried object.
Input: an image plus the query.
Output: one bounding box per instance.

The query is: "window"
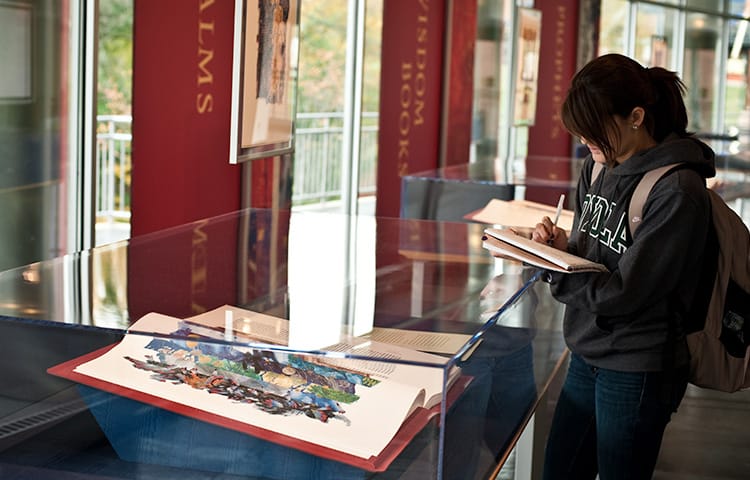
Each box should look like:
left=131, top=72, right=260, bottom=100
left=292, top=0, right=382, bottom=215
left=597, top=0, right=750, bottom=150
left=0, top=2, right=88, bottom=271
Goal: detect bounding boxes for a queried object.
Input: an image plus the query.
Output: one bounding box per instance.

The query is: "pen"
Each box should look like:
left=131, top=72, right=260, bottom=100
left=552, top=194, right=565, bottom=228
left=549, top=194, right=565, bottom=244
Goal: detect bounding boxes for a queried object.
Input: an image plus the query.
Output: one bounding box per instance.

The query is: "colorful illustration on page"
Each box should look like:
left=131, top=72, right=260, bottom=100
left=123, top=323, right=380, bottom=426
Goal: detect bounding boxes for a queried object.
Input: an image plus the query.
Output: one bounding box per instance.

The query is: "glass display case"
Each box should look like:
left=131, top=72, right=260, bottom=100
left=0, top=209, right=567, bottom=479
left=402, top=154, right=750, bottom=228
left=400, top=156, right=579, bottom=225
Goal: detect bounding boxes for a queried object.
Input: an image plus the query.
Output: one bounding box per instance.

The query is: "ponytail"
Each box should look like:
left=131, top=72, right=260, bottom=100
left=644, top=67, right=690, bottom=141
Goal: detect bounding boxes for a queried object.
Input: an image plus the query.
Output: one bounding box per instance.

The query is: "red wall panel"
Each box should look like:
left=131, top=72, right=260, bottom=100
left=525, top=1, right=579, bottom=204
left=131, top=0, right=242, bottom=236
left=376, top=0, right=447, bottom=218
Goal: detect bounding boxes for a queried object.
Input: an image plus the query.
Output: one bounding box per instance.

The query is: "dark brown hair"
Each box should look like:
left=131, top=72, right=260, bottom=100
left=561, top=53, right=689, bottom=161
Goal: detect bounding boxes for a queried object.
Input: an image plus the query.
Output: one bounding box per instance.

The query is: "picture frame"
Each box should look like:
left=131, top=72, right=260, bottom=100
left=0, top=2, right=32, bottom=104
left=512, top=7, right=541, bottom=126
left=230, top=0, right=300, bottom=164
left=650, top=35, right=668, bottom=68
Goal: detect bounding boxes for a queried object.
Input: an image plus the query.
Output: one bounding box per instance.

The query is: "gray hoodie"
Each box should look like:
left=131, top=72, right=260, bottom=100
left=548, top=135, right=716, bottom=372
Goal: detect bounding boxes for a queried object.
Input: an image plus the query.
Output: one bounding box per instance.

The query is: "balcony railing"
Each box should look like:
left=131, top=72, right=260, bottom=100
left=293, top=112, right=379, bottom=205
left=95, top=112, right=379, bottom=222
left=96, top=115, right=133, bottom=222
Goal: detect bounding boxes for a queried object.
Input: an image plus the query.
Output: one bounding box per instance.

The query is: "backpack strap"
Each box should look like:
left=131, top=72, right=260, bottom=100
left=628, top=163, right=683, bottom=235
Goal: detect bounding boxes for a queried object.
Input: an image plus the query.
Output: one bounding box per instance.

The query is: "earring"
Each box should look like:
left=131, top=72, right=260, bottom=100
left=632, top=124, right=639, bottom=130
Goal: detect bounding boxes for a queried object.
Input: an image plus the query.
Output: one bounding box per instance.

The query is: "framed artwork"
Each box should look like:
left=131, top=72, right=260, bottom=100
left=651, top=35, right=668, bottom=68
left=0, top=2, right=32, bottom=103
left=512, top=7, right=541, bottom=126
left=230, top=0, right=300, bottom=163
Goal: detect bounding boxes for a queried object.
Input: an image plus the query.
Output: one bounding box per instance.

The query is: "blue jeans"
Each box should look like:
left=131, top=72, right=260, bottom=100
left=542, top=353, right=688, bottom=480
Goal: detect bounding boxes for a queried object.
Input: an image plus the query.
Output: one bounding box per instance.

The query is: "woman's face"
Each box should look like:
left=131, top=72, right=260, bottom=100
left=580, top=114, right=642, bottom=165
left=580, top=137, right=606, bottom=164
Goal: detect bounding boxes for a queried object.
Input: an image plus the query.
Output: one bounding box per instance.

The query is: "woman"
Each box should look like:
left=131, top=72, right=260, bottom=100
left=532, top=53, right=716, bottom=479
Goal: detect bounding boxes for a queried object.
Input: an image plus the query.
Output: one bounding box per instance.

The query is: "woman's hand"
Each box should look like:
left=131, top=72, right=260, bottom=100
left=532, top=216, right=568, bottom=250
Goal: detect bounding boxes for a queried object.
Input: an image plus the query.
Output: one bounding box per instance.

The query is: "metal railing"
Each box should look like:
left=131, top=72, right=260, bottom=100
left=94, top=112, right=379, bottom=221
left=96, top=115, right=132, bottom=222
left=293, top=112, right=379, bottom=205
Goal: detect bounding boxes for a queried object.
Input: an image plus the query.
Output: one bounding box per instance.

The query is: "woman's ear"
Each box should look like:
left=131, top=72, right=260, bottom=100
left=630, top=107, right=646, bottom=128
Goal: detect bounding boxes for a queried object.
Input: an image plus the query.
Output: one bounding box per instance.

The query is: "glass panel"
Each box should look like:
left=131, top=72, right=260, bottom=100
left=634, top=4, right=680, bottom=70
left=724, top=17, right=749, bottom=153
left=687, top=0, right=723, bottom=13
left=598, top=0, right=630, bottom=55
left=729, top=0, right=750, bottom=16
left=96, top=0, right=133, bottom=246
left=358, top=0, right=383, bottom=212
left=93, top=0, right=134, bottom=332
left=0, top=208, right=570, bottom=478
left=684, top=12, right=723, bottom=134
left=0, top=2, right=74, bottom=271
left=294, top=0, right=380, bottom=215
left=472, top=0, right=515, bottom=167
left=294, top=0, right=349, bottom=211
left=473, top=0, right=506, bottom=164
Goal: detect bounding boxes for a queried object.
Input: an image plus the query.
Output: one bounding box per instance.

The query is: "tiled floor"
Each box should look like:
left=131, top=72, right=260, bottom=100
left=654, top=385, right=750, bottom=479
left=493, top=382, right=750, bottom=480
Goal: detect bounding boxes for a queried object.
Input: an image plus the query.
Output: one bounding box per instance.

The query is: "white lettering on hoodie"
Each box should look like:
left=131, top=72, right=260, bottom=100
left=580, top=193, right=629, bottom=254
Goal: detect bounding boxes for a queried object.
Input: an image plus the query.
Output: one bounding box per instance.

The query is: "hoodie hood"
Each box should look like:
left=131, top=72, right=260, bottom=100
left=609, top=134, right=716, bottom=179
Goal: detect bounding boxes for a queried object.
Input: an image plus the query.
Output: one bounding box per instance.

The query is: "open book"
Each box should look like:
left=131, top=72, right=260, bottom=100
left=482, top=227, right=608, bottom=273
left=48, top=306, right=465, bottom=472
left=171, top=304, right=475, bottom=356
left=465, top=198, right=575, bottom=232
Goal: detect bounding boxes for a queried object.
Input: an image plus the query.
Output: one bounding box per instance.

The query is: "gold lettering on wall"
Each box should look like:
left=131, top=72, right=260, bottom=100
left=191, top=219, right=209, bottom=314
left=197, top=47, right=214, bottom=85
left=196, top=0, right=216, bottom=113
left=396, top=2, right=430, bottom=176
left=550, top=6, right=567, bottom=140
